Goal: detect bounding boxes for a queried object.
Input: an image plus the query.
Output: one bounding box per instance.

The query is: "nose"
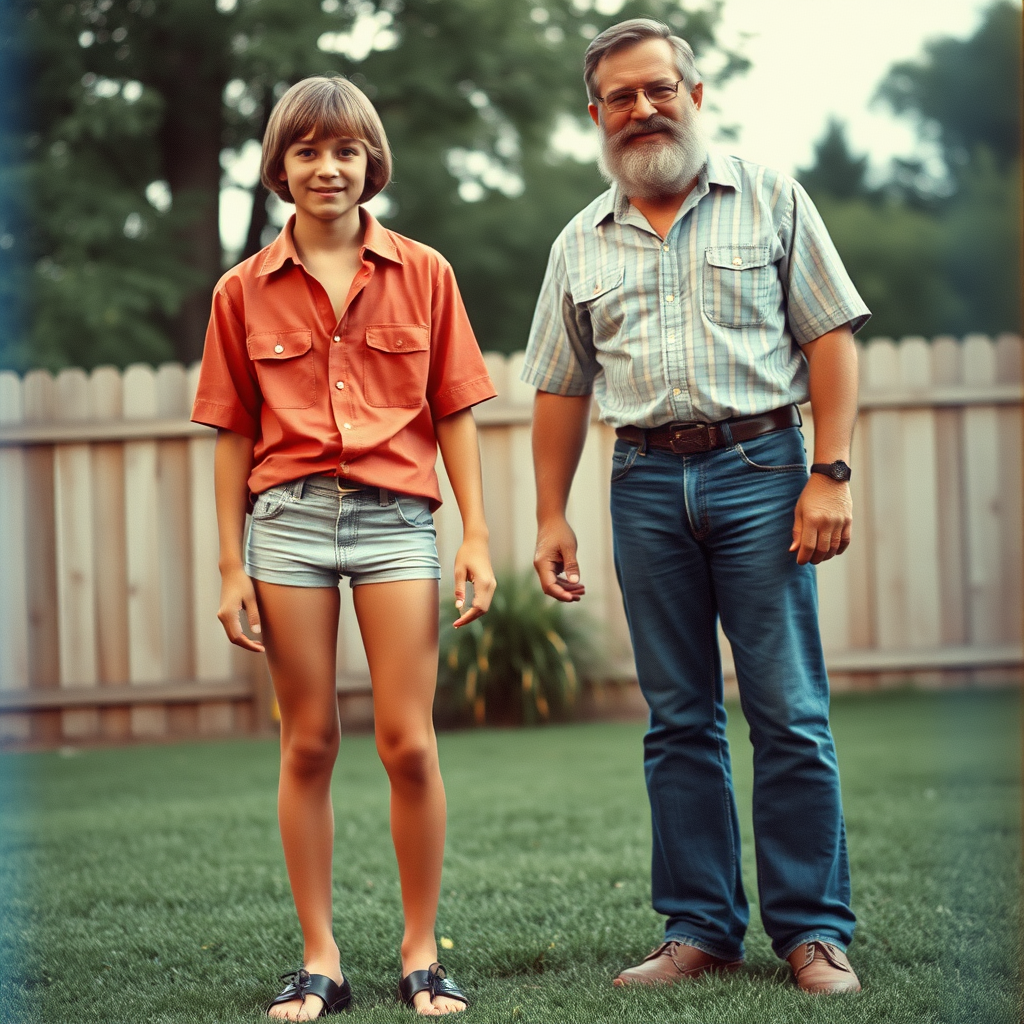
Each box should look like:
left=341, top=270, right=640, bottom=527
left=316, top=155, right=340, bottom=177
left=630, top=91, right=658, bottom=120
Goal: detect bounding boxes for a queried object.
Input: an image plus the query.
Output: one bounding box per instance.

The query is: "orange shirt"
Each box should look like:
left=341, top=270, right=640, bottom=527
left=191, top=211, right=496, bottom=509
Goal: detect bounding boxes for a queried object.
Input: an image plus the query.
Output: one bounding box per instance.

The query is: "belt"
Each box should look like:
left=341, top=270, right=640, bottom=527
left=615, top=405, right=801, bottom=455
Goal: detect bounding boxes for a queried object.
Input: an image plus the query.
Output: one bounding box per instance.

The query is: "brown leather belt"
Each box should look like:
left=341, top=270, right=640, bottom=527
left=616, top=405, right=801, bottom=455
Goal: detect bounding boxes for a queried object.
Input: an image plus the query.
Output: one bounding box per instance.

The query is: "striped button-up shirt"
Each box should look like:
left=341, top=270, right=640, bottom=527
left=522, top=150, right=870, bottom=427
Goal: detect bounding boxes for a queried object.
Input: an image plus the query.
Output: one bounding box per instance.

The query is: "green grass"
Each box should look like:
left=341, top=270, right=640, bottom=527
left=1, top=689, right=1020, bottom=1023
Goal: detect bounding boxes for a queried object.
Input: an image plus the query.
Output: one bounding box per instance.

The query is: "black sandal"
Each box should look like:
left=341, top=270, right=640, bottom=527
left=267, top=967, right=352, bottom=1017
left=398, top=962, right=468, bottom=1011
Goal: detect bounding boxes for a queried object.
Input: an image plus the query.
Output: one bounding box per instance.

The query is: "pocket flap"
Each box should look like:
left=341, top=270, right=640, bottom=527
left=247, top=330, right=312, bottom=360
left=571, top=266, right=624, bottom=304
left=365, top=324, right=429, bottom=353
left=705, top=246, right=771, bottom=271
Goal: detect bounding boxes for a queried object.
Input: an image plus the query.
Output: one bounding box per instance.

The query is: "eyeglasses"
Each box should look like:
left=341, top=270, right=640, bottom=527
left=595, top=79, right=685, bottom=114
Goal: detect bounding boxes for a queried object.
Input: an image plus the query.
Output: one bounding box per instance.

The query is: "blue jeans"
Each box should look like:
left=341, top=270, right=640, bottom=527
left=609, top=426, right=855, bottom=960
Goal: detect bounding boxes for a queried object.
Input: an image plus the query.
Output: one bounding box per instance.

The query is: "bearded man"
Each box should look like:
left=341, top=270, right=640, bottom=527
left=523, top=19, right=868, bottom=994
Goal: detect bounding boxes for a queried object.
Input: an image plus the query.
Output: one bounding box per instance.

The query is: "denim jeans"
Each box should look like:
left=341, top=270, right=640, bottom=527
left=609, top=426, right=855, bottom=960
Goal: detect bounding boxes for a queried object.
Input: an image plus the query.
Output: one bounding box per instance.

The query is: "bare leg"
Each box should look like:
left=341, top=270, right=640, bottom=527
left=256, top=581, right=344, bottom=1022
left=353, top=579, right=464, bottom=1015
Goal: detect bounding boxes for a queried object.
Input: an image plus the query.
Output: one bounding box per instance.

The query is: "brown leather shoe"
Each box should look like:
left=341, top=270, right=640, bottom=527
left=613, top=941, right=742, bottom=986
left=786, top=941, right=861, bottom=994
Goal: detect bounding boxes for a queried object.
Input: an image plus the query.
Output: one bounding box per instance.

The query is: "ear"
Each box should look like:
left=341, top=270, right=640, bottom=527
left=588, top=103, right=600, bottom=127
left=691, top=82, right=703, bottom=110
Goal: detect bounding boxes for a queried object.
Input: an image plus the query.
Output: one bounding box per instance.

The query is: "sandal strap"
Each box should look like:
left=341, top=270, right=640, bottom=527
left=399, top=963, right=469, bottom=1008
left=268, top=968, right=352, bottom=1016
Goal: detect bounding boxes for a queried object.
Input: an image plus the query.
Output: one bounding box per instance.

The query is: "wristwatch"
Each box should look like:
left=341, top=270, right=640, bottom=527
left=810, top=460, right=852, bottom=482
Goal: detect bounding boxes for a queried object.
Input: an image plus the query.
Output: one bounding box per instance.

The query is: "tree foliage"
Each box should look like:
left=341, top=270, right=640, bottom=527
left=5, top=0, right=744, bottom=371
left=798, top=1, right=1021, bottom=341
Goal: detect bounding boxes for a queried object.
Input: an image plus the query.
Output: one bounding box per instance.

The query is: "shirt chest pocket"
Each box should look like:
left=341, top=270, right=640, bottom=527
left=702, top=246, right=773, bottom=328
left=570, top=267, right=625, bottom=339
left=247, top=330, right=316, bottom=410
left=364, top=324, right=430, bottom=408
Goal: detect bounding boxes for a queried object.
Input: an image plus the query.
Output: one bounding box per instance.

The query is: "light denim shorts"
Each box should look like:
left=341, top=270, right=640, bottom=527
left=244, top=474, right=441, bottom=588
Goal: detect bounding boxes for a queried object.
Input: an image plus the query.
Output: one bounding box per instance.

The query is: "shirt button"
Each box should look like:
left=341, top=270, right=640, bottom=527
left=335, top=381, right=344, bottom=390
left=666, top=295, right=675, bottom=302
left=673, top=387, right=681, bottom=396
left=274, top=344, right=284, bottom=353
left=333, top=335, right=341, bottom=342
left=662, top=245, right=669, bottom=252
left=396, top=339, right=404, bottom=347
left=732, top=257, right=743, bottom=267
left=343, top=423, right=352, bottom=429
left=341, top=462, right=348, bottom=472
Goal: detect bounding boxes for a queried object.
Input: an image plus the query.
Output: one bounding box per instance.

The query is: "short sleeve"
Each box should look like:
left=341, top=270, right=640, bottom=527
left=190, top=282, right=261, bottom=438
left=425, top=261, right=496, bottom=420
left=778, top=180, right=871, bottom=345
left=520, top=237, right=599, bottom=395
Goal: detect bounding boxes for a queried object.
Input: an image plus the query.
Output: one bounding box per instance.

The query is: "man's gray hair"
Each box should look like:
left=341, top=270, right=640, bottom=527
left=584, top=18, right=701, bottom=102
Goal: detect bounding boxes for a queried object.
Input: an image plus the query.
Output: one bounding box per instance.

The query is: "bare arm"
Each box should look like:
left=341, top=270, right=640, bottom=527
left=790, top=324, right=859, bottom=565
left=435, top=408, right=496, bottom=627
left=214, top=428, right=264, bottom=652
left=531, top=390, right=592, bottom=601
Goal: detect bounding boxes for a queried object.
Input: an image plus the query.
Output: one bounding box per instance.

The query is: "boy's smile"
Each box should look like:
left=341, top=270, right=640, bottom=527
left=280, top=135, right=368, bottom=225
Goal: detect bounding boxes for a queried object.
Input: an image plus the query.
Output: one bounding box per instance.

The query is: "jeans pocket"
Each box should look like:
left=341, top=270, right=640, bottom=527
left=611, top=441, right=641, bottom=483
left=734, top=427, right=807, bottom=472
left=393, top=493, right=434, bottom=528
left=250, top=484, right=291, bottom=521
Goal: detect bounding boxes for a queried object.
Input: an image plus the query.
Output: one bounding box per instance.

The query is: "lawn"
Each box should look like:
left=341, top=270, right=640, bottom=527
left=1, top=689, right=1020, bottom=1024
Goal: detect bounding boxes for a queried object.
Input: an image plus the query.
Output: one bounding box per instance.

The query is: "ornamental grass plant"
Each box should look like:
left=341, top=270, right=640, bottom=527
left=435, top=570, right=597, bottom=727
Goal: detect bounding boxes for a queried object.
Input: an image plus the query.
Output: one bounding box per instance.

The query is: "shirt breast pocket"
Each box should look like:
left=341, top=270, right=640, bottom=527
left=364, top=324, right=430, bottom=408
left=702, top=246, right=773, bottom=328
left=571, top=267, right=625, bottom=340
left=246, top=330, right=316, bottom=410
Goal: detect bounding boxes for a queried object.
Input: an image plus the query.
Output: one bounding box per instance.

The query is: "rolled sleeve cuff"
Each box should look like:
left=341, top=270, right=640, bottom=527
left=792, top=303, right=871, bottom=346
left=430, top=376, right=497, bottom=421
left=519, top=362, right=595, bottom=397
left=190, top=399, right=257, bottom=439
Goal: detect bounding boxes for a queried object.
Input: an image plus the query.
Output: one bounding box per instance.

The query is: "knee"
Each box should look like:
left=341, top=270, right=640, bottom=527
left=282, top=726, right=340, bottom=780
left=376, top=733, right=437, bottom=789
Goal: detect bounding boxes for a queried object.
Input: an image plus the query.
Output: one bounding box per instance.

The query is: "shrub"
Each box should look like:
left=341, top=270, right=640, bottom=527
left=435, top=570, right=596, bottom=727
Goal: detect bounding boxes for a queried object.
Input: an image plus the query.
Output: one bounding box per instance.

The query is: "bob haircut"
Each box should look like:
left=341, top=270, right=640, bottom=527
left=584, top=19, right=700, bottom=103
left=261, top=75, right=392, bottom=205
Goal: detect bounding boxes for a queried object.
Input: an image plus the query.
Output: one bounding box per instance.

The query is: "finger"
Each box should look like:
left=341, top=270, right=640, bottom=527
left=796, top=524, right=818, bottom=565
left=562, top=555, right=581, bottom=585
left=835, top=520, right=853, bottom=557
left=219, top=607, right=264, bottom=653
left=453, top=563, right=467, bottom=610
left=453, top=605, right=485, bottom=628
left=243, top=593, right=262, bottom=636
left=789, top=507, right=803, bottom=553
left=812, top=525, right=835, bottom=564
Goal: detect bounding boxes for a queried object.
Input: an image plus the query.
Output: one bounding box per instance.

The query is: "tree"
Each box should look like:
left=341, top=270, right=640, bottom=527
left=6, top=0, right=747, bottom=370
left=797, top=1, right=1021, bottom=340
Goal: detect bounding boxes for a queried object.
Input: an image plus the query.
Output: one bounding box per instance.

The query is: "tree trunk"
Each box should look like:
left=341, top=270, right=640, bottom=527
left=158, top=47, right=227, bottom=366
left=241, top=87, right=274, bottom=261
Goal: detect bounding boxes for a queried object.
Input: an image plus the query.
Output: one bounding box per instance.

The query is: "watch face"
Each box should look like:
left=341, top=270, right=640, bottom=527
left=830, top=461, right=851, bottom=481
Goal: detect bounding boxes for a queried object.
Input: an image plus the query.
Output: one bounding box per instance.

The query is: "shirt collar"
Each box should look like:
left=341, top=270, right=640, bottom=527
left=590, top=146, right=741, bottom=230
left=256, top=208, right=403, bottom=277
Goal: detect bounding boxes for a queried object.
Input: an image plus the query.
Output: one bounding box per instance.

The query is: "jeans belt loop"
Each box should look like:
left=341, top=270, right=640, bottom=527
left=291, top=477, right=306, bottom=500
left=719, top=420, right=735, bottom=447
left=379, top=487, right=389, bottom=507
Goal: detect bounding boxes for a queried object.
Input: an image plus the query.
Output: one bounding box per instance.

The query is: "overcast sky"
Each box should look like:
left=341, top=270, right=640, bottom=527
left=699, top=0, right=1010, bottom=178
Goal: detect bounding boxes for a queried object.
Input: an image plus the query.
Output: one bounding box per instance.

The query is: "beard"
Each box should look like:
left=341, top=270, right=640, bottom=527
left=598, top=105, right=709, bottom=201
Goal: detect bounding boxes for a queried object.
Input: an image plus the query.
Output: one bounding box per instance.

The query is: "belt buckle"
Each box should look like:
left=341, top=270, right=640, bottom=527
left=667, top=422, right=711, bottom=454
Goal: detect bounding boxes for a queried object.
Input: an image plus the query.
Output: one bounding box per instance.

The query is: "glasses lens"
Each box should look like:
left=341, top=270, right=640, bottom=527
left=605, top=92, right=634, bottom=112
left=647, top=85, right=678, bottom=103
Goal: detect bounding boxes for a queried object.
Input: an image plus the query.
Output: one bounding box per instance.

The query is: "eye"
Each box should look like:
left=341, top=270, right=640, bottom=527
left=647, top=85, right=678, bottom=102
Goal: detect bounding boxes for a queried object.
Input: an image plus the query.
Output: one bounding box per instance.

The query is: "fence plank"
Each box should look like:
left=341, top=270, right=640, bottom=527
left=864, top=340, right=907, bottom=650
left=89, top=367, right=132, bottom=740
left=123, top=365, right=167, bottom=736
left=961, top=336, right=1002, bottom=645
left=931, top=337, right=968, bottom=646
left=0, top=373, right=30, bottom=743
left=995, top=335, right=1023, bottom=643
left=53, top=369, right=100, bottom=738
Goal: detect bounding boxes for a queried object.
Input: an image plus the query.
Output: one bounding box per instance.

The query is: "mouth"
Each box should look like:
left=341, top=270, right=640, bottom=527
left=311, top=187, right=344, bottom=195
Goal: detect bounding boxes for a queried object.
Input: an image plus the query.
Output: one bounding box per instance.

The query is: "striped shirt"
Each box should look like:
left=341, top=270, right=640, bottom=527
left=521, top=149, right=870, bottom=427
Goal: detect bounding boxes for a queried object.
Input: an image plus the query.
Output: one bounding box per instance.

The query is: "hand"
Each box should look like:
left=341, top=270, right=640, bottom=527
left=790, top=474, right=853, bottom=565
left=534, top=516, right=587, bottom=602
left=217, top=565, right=265, bottom=652
left=452, top=536, right=496, bottom=628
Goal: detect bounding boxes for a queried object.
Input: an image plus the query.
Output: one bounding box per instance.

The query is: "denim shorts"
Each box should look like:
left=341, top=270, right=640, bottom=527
left=244, top=474, right=441, bottom=588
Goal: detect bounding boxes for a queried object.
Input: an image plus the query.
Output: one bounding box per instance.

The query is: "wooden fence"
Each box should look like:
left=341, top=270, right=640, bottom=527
left=0, top=334, right=1020, bottom=748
